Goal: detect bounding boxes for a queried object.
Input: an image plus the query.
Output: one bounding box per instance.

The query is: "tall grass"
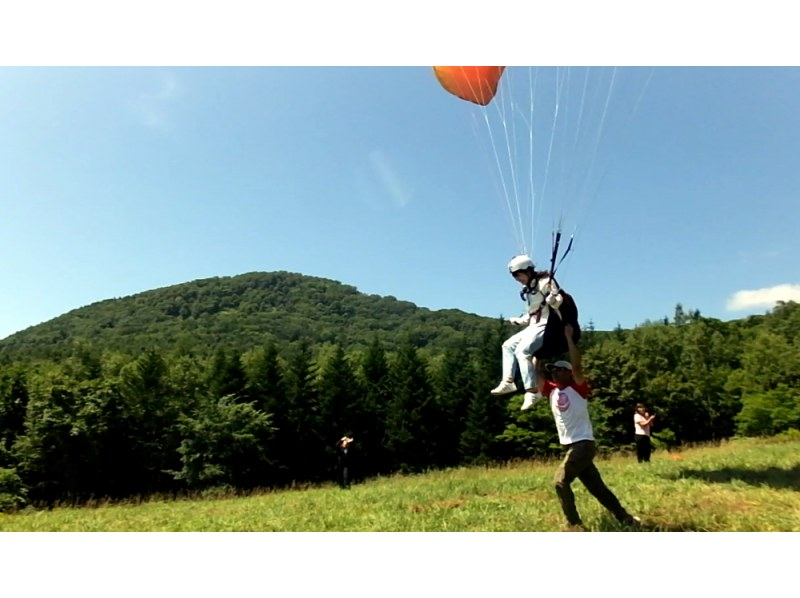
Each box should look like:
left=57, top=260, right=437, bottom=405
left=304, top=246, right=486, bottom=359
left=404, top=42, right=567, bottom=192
left=2, top=436, right=799, bottom=532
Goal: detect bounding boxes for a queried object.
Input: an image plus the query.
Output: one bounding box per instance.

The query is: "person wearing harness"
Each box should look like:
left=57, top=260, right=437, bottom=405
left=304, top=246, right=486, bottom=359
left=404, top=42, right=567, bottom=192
left=490, top=254, right=564, bottom=410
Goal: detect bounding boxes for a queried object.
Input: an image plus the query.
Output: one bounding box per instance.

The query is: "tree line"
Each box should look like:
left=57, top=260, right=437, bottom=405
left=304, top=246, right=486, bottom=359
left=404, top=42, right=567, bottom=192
left=1, top=301, right=799, bottom=511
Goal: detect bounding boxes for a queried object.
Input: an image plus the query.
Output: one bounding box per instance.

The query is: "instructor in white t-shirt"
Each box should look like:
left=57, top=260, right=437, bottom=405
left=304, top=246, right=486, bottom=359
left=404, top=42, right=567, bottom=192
left=534, top=324, right=640, bottom=530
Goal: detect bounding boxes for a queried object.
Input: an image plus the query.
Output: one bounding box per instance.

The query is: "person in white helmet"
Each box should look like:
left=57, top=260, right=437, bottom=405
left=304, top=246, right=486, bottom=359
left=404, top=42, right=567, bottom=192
left=490, top=254, right=565, bottom=410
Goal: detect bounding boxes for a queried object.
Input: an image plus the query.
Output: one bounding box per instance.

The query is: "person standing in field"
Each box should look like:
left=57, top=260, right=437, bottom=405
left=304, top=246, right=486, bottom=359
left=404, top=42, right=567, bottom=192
left=336, top=435, right=354, bottom=489
left=634, top=404, right=656, bottom=463
left=533, top=324, right=640, bottom=530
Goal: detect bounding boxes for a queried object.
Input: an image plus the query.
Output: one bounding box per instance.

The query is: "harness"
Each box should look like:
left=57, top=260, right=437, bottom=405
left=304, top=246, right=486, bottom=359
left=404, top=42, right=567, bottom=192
left=519, top=231, right=574, bottom=323
left=520, top=278, right=556, bottom=323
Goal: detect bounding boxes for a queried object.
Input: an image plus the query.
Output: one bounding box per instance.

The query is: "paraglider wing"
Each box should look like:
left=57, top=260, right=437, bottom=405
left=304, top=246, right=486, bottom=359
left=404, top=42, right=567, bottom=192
left=433, top=66, right=506, bottom=106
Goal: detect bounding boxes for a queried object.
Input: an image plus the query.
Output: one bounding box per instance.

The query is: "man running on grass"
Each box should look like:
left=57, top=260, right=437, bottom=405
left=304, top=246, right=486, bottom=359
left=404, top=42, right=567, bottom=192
left=533, top=323, right=641, bottom=531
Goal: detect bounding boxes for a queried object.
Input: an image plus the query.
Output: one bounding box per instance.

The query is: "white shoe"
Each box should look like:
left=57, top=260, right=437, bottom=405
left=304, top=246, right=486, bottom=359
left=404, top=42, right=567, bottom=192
left=490, top=381, right=518, bottom=395
left=623, top=515, right=642, bottom=527
left=521, top=391, right=544, bottom=411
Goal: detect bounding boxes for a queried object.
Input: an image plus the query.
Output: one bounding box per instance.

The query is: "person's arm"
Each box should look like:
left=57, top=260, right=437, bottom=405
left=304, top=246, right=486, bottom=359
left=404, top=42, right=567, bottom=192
left=542, top=277, right=563, bottom=311
left=533, top=356, right=546, bottom=394
left=635, top=413, right=656, bottom=427
left=509, top=313, right=532, bottom=326
left=564, top=323, right=584, bottom=385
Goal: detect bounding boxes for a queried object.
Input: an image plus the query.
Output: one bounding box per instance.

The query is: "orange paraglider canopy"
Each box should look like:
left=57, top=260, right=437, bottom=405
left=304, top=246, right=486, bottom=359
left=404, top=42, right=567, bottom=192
left=433, top=66, right=506, bottom=106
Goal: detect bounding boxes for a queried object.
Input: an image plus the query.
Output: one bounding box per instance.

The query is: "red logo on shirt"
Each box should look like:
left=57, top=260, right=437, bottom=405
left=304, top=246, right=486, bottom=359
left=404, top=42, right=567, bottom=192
left=556, top=391, right=570, bottom=412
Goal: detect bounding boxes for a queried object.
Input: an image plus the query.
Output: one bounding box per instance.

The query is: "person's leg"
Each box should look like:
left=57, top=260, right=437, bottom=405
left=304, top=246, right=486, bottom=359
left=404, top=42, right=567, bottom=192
left=337, top=456, right=346, bottom=488
left=635, top=435, right=646, bottom=463
left=643, top=436, right=652, bottom=462
left=515, top=321, right=547, bottom=391
left=492, top=330, right=526, bottom=393
left=576, top=446, right=637, bottom=525
left=554, top=444, right=592, bottom=526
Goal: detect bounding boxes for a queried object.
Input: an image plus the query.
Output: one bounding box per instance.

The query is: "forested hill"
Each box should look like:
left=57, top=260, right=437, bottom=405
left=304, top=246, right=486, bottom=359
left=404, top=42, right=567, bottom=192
left=0, top=271, right=501, bottom=361
left=0, top=270, right=798, bottom=506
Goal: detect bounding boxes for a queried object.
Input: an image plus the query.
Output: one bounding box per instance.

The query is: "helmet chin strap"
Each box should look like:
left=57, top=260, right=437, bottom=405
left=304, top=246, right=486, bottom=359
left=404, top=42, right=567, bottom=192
left=518, top=269, right=541, bottom=301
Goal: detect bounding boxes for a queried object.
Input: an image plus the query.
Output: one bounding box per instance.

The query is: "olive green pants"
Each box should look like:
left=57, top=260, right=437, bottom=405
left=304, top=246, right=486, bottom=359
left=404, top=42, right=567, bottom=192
left=554, top=440, right=632, bottom=526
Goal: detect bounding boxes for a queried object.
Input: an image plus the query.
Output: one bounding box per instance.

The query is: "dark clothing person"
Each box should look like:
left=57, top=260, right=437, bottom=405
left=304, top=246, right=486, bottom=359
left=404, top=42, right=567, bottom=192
left=336, top=436, right=354, bottom=489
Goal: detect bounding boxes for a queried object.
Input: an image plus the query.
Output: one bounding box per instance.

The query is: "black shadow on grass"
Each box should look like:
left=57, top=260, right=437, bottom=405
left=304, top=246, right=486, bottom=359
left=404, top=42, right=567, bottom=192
left=663, top=465, right=800, bottom=491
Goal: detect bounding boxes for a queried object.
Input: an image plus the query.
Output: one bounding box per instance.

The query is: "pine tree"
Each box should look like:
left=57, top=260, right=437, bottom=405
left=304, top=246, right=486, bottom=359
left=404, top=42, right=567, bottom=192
left=118, top=349, right=183, bottom=495
left=0, top=369, right=28, bottom=454
left=432, top=349, right=473, bottom=467
left=248, top=342, right=286, bottom=413
left=385, top=339, right=437, bottom=472
left=280, top=340, right=323, bottom=482
left=461, top=325, right=509, bottom=463
left=317, top=345, right=363, bottom=481
left=208, top=348, right=248, bottom=402
left=358, top=336, right=391, bottom=475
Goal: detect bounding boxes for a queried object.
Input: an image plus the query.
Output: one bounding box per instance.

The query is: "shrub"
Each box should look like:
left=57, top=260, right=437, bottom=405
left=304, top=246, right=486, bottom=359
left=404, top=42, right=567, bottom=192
left=0, top=467, right=28, bottom=512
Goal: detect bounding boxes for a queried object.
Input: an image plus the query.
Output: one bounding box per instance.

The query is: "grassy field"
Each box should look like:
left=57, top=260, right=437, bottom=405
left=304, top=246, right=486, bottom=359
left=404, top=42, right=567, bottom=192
left=2, top=436, right=799, bottom=532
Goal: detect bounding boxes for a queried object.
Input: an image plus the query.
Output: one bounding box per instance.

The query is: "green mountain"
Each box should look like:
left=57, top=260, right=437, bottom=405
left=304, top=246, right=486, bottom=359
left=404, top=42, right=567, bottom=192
left=0, top=271, right=501, bottom=361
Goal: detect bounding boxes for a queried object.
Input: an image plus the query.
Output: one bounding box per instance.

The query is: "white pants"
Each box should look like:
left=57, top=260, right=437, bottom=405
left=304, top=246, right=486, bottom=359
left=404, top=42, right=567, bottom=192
left=501, top=320, right=547, bottom=390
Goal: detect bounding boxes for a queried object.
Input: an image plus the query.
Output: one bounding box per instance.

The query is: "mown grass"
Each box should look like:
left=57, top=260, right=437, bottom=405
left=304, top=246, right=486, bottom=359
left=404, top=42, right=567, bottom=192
left=2, top=436, right=799, bottom=532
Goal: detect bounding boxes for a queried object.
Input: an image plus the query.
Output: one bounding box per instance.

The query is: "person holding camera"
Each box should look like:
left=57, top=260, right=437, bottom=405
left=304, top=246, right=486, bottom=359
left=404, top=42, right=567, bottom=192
left=634, top=404, right=656, bottom=463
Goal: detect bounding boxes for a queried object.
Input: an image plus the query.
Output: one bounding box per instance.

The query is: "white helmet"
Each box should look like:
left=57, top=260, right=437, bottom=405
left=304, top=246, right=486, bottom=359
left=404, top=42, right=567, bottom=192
left=508, top=254, right=534, bottom=274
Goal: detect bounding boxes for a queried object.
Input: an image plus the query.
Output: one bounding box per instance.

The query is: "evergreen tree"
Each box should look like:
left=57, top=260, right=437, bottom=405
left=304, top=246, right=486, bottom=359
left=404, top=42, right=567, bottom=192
left=431, top=349, right=473, bottom=467
left=248, top=342, right=286, bottom=413
left=0, top=369, right=28, bottom=454
left=358, top=336, right=391, bottom=475
left=317, top=345, right=363, bottom=480
left=461, top=321, right=510, bottom=463
left=280, top=340, right=323, bottom=482
left=208, top=348, right=248, bottom=401
left=117, top=349, right=184, bottom=494
left=385, top=339, right=437, bottom=472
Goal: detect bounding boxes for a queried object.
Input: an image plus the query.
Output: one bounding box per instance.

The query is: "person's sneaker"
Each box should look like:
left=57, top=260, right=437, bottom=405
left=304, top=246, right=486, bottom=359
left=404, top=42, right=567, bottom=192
left=490, top=381, right=518, bottom=395
left=521, top=391, right=544, bottom=410
left=620, top=515, right=642, bottom=528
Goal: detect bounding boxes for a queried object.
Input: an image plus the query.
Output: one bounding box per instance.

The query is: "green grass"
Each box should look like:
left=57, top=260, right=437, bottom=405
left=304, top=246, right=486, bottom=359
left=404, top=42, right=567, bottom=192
left=2, top=437, right=799, bottom=532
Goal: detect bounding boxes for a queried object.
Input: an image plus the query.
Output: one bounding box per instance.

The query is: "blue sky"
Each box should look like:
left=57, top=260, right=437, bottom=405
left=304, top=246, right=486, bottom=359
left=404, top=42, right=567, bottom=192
left=1, top=65, right=799, bottom=340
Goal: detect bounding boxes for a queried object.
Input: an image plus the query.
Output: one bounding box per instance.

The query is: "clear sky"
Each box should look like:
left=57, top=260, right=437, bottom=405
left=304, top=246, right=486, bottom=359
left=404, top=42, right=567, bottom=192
left=2, top=9, right=800, bottom=341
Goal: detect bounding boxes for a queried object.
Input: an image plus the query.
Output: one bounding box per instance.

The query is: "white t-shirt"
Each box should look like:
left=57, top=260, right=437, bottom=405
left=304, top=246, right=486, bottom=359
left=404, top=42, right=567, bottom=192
left=634, top=413, right=651, bottom=436
left=544, top=380, right=594, bottom=445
